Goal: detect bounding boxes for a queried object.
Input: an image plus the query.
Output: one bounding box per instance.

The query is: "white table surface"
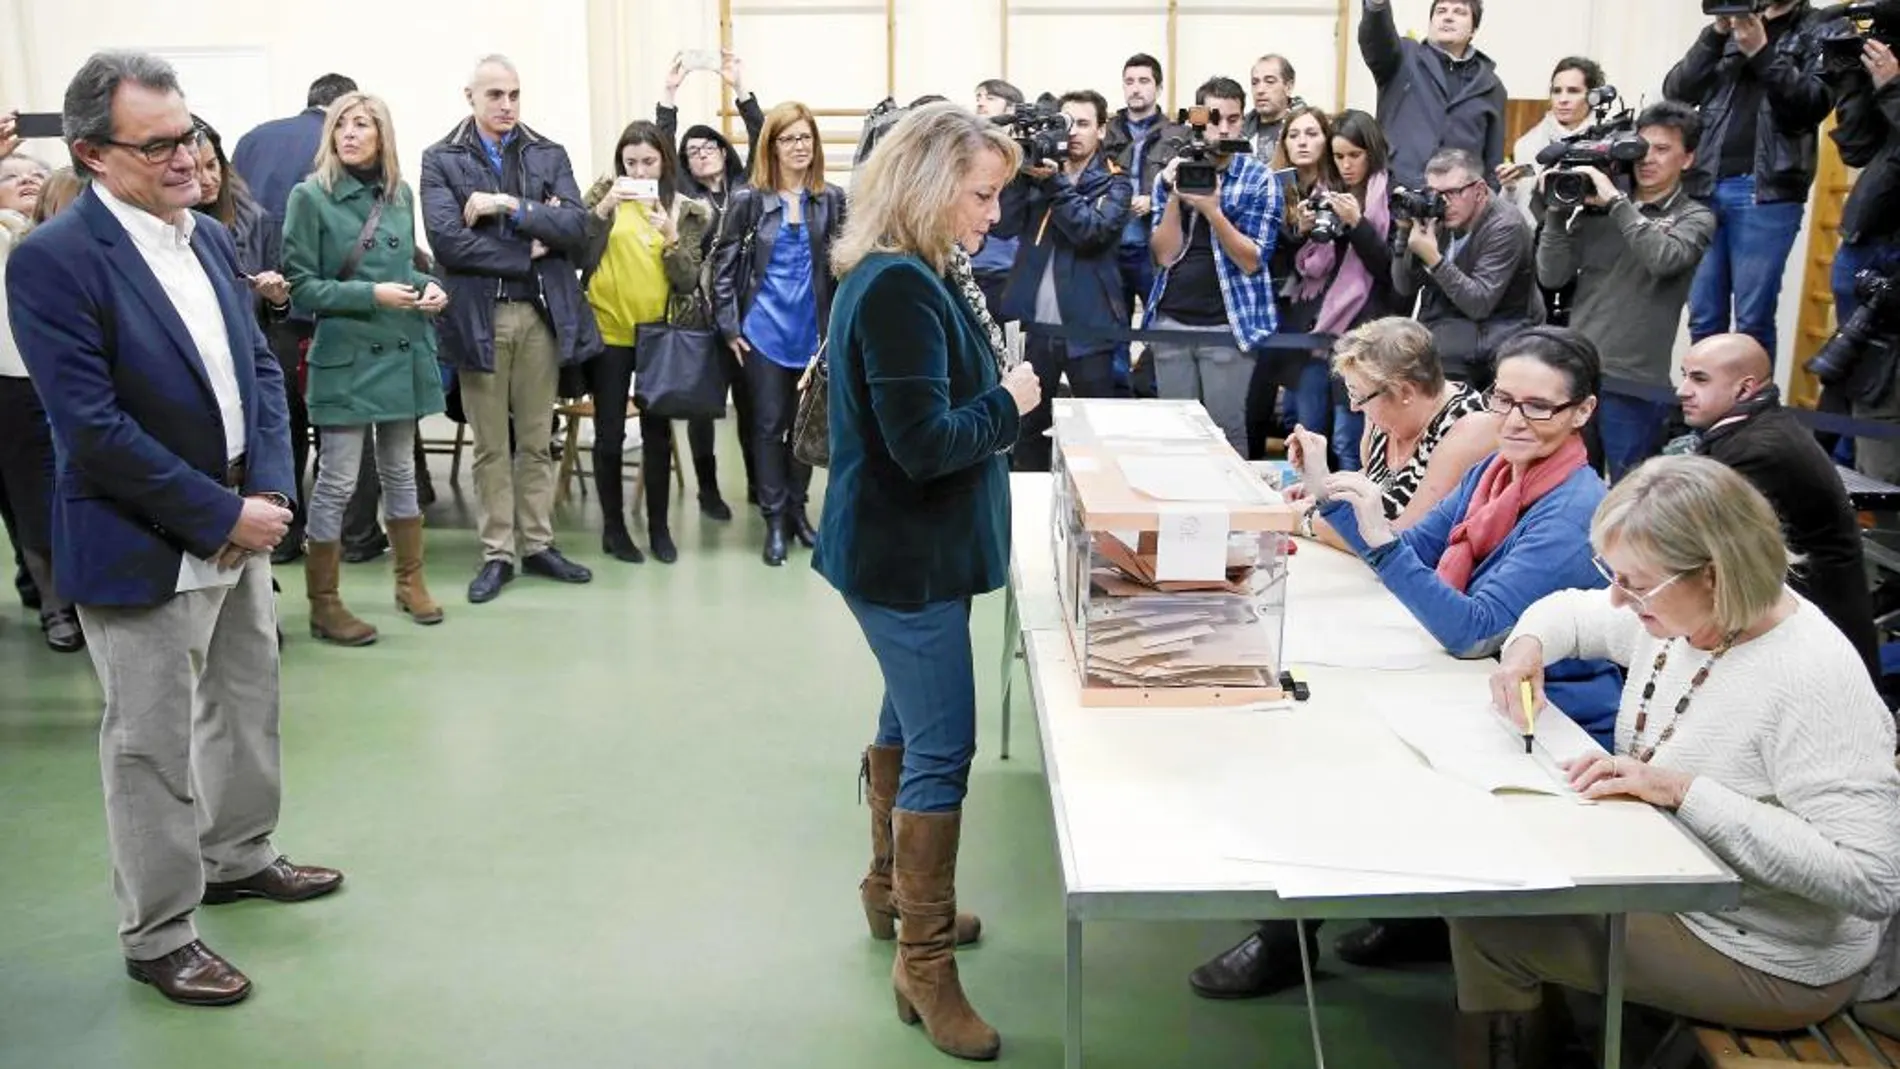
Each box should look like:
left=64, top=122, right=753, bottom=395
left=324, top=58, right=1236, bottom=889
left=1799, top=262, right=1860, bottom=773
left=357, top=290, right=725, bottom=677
left=1007, top=472, right=1739, bottom=922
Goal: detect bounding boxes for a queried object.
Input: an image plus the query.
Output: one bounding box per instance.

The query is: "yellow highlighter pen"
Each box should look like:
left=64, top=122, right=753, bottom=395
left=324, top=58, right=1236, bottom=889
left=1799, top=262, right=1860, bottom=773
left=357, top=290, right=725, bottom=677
left=1519, top=679, right=1537, bottom=755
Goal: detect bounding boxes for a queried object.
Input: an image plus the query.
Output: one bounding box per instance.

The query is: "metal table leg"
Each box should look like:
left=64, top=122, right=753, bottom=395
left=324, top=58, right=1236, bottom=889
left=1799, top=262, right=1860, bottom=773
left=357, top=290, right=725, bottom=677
left=1066, top=916, right=1083, bottom=1069
left=1000, top=584, right=1020, bottom=760
left=1297, top=920, right=1328, bottom=1069
left=1603, top=913, right=1629, bottom=1069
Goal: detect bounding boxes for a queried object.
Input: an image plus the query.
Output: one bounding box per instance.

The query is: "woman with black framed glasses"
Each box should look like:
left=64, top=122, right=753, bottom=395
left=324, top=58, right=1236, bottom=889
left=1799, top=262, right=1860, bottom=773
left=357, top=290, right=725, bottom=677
left=1283, top=325, right=1626, bottom=983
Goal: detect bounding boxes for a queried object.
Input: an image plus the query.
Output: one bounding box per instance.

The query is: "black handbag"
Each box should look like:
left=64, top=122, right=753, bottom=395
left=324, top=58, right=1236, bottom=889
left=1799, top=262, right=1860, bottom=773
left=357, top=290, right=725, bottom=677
left=633, top=292, right=727, bottom=420
left=792, top=340, right=830, bottom=469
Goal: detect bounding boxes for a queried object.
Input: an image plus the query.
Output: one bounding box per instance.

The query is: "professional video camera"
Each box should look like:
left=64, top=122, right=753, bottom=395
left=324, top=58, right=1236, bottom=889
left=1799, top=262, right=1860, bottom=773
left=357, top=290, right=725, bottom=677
left=1534, top=86, right=1648, bottom=210
left=1806, top=266, right=1900, bottom=399
left=1702, top=0, right=1771, bottom=14
left=1170, top=105, right=1251, bottom=195
left=1389, top=185, right=1448, bottom=224
left=993, top=94, right=1072, bottom=167
left=1305, top=190, right=1348, bottom=244
left=1810, top=1, right=1900, bottom=73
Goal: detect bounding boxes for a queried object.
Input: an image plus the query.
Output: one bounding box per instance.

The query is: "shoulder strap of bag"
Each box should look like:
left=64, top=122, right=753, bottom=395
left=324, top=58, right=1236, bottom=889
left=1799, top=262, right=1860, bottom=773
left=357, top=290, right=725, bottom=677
left=336, top=198, right=387, bottom=283
left=797, top=339, right=828, bottom=391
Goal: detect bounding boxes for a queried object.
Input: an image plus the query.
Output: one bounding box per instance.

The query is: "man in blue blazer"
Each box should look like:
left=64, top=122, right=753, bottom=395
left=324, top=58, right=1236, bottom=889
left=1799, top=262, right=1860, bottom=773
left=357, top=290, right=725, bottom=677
left=6, top=51, right=343, bottom=1007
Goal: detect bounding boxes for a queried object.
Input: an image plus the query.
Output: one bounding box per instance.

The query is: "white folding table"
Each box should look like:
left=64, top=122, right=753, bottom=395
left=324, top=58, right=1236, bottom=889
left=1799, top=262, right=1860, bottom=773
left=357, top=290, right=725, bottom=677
left=1000, top=474, right=1742, bottom=1069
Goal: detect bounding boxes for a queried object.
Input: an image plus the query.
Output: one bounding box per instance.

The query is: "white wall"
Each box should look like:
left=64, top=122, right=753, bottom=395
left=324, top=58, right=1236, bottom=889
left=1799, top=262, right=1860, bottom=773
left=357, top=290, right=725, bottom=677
left=6, top=0, right=598, bottom=191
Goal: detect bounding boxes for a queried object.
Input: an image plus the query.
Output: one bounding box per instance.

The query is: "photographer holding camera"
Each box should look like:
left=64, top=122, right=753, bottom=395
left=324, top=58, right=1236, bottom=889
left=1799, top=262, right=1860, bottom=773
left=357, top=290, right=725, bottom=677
left=1393, top=148, right=1544, bottom=385
left=994, top=89, right=1133, bottom=472
left=1146, top=77, right=1283, bottom=455
left=1664, top=0, right=1840, bottom=360
left=1536, top=101, right=1716, bottom=480
left=1825, top=28, right=1900, bottom=481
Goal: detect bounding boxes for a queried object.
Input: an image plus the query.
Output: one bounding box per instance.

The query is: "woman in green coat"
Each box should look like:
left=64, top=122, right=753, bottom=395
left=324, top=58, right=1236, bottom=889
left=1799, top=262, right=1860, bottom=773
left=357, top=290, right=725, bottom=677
left=283, top=92, right=448, bottom=646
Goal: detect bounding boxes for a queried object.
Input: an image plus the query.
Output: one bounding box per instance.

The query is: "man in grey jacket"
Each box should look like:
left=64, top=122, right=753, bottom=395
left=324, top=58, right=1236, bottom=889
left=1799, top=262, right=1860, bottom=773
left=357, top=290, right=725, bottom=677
left=1360, top=0, right=1507, bottom=187
left=1395, top=148, right=1543, bottom=385
left=1537, top=101, right=1716, bottom=480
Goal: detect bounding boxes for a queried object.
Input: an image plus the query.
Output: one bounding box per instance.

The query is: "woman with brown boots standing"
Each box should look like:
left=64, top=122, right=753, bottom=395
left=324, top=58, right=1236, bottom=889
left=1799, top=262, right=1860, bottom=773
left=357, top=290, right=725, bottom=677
left=816, top=104, right=1042, bottom=1062
left=282, top=92, right=447, bottom=644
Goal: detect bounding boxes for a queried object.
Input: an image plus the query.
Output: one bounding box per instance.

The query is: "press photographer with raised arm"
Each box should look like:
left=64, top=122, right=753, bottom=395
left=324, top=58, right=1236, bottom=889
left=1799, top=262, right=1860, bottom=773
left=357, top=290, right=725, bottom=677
left=1820, top=5, right=1900, bottom=482
left=993, top=89, right=1132, bottom=472
left=1360, top=0, right=1506, bottom=187
left=657, top=49, right=764, bottom=169
left=1664, top=0, right=1842, bottom=361
left=1535, top=99, right=1715, bottom=481
left=1146, top=78, right=1282, bottom=455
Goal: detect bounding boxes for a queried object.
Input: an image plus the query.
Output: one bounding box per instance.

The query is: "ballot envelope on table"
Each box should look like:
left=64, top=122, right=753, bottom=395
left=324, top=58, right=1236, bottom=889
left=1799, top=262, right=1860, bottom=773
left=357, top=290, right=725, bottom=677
left=1049, top=400, right=1298, bottom=707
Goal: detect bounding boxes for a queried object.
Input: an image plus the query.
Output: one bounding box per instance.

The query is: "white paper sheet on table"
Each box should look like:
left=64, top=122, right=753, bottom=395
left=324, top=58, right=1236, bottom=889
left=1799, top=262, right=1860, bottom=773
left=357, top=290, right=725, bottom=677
left=1216, top=764, right=1576, bottom=896
left=1278, top=613, right=1442, bottom=671
left=1374, top=694, right=1605, bottom=802
left=1085, top=404, right=1210, bottom=442
left=1117, top=454, right=1259, bottom=503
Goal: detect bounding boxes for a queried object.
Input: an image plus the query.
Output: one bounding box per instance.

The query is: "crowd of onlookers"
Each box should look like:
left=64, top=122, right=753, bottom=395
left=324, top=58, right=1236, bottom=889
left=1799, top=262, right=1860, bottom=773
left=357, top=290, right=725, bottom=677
left=8, top=1, right=1900, bottom=1057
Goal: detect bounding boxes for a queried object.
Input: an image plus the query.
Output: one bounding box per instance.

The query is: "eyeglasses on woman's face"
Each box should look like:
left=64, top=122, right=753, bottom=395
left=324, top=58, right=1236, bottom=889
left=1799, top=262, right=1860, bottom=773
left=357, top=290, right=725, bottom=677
left=1481, top=389, right=1584, bottom=422
left=1592, top=555, right=1692, bottom=614
left=684, top=143, right=723, bottom=160
left=1344, top=382, right=1388, bottom=410
left=776, top=132, right=815, bottom=148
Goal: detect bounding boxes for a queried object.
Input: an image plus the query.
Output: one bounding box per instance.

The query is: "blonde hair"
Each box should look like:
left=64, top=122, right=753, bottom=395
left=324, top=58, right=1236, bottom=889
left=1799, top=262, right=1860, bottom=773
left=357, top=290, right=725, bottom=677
left=32, top=168, right=85, bottom=225
left=313, top=92, right=403, bottom=202
left=1331, top=317, right=1445, bottom=395
left=753, top=102, right=828, bottom=195
left=1592, top=455, right=1793, bottom=635
left=833, top=103, right=1021, bottom=277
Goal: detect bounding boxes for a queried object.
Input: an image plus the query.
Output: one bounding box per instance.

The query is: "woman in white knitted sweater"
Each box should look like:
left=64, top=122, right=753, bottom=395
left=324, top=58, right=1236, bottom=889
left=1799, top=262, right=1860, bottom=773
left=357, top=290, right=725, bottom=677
left=1450, top=454, right=1900, bottom=1068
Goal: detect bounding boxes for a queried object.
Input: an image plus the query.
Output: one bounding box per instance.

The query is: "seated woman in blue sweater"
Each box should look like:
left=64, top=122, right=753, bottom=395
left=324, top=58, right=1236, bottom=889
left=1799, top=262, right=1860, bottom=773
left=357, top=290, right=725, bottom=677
left=1197, top=327, right=1625, bottom=993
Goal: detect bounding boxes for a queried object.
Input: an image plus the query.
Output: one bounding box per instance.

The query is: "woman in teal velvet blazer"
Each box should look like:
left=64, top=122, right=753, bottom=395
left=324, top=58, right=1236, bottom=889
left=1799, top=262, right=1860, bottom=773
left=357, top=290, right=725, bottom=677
left=812, top=105, right=1039, bottom=1063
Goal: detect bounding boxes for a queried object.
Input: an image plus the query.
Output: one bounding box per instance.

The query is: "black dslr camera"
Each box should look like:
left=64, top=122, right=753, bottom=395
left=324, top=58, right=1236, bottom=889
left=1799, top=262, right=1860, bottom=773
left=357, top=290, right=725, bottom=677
left=1389, top=185, right=1448, bottom=224
left=994, top=95, right=1072, bottom=168
left=1807, top=266, right=1900, bottom=401
left=1535, top=86, right=1648, bottom=210
left=1306, top=190, right=1348, bottom=244
left=1171, top=105, right=1251, bottom=195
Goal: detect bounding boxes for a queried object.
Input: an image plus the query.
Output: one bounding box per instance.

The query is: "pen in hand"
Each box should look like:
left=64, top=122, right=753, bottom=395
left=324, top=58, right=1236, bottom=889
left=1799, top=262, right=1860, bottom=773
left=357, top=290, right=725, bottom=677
left=1520, top=679, right=1537, bottom=755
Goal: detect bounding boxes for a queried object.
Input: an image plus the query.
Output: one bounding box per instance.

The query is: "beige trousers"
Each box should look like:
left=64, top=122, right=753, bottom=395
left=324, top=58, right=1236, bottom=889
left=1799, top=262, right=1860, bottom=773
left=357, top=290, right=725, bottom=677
left=460, top=302, right=560, bottom=563
left=1452, top=913, right=1862, bottom=1032
left=76, top=556, right=283, bottom=960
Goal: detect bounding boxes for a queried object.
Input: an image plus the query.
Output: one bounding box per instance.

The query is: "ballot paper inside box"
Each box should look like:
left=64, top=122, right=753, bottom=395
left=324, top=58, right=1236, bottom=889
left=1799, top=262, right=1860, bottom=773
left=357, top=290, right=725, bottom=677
left=1049, top=400, right=1298, bottom=708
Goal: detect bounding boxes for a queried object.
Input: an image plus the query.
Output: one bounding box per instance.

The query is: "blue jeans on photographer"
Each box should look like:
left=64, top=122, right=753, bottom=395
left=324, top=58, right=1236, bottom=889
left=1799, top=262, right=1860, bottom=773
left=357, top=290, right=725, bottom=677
left=1286, top=357, right=1333, bottom=444
left=1837, top=239, right=1900, bottom=482
left=1688, top=176, right=1806, bottom=361
left=1331, top=401, right=1364, bottom=472
left=1119, top=243, right=1157, bottom=398
left=847, top=595, right=978, bottom=813
left=1595, top=394, right=1673, bottom=483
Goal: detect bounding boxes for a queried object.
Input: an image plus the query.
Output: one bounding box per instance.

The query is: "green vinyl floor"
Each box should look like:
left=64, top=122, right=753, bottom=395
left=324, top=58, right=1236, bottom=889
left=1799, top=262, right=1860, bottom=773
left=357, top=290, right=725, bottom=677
left=0, top=425, right=1455, bottom=1069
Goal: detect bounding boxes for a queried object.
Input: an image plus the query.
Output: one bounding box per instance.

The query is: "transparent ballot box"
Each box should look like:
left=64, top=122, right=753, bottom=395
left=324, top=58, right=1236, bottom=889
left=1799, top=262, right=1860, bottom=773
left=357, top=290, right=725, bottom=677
left=1049, top=400, right=1296, bottom=706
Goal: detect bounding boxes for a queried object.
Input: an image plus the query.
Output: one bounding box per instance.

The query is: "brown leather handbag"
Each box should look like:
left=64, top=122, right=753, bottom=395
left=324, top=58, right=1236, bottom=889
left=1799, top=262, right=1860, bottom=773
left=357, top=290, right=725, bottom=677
left=791, top=339, right=830, bottom=469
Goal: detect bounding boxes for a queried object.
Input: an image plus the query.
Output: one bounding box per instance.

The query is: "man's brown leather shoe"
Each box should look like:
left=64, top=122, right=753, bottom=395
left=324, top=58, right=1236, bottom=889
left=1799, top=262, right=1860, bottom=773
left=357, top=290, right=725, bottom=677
left=202, top=856, right=344, bottom=905
left=125, top=941, right=251, bottom=1006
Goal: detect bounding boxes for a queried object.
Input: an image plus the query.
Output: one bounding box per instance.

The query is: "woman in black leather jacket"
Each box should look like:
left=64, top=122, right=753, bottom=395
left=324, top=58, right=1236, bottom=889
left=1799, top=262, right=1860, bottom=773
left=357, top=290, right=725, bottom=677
left=710, top=100, right=848, bottom=566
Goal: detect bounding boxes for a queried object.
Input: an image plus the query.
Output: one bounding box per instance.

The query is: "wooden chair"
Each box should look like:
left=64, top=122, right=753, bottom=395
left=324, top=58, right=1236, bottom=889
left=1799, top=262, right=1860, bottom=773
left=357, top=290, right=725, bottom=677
left=419, top=422, right=469, bottom=487
left=1688, top=1015, right=1900, bottom=1068
left=553, top=397, right=684, bottom=510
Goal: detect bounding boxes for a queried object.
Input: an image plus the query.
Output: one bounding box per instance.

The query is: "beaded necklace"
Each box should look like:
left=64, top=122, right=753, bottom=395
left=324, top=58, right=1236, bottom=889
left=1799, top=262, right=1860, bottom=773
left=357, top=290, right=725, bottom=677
left=1630, top=632, right=1740, bottom=763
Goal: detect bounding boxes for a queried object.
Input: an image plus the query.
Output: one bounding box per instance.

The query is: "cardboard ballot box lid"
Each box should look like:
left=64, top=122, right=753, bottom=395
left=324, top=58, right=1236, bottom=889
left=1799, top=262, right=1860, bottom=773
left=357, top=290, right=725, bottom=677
left=1053, top=400, right=1298, bottom=533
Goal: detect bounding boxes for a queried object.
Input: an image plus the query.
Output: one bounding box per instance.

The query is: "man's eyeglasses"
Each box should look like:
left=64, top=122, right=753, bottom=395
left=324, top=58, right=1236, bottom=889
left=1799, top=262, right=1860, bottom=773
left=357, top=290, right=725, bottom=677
left=100, top=124, right=204, bottom=166
left=1481, top=389, right=1585, bottom=422
left=1591, top=555, right=1691, bottom=613
left=776, top=132, right=816, bottom=147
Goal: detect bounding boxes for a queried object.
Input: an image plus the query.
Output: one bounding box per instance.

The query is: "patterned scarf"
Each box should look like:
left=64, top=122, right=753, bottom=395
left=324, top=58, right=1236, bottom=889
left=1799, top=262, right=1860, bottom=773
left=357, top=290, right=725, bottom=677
left=944, top=244, right=1014, bottom=375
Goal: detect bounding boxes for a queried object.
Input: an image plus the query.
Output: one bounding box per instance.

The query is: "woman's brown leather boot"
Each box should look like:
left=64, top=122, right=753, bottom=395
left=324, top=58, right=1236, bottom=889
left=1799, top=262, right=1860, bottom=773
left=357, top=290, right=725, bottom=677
left=861, top=745, right=980, bottom=944
left=890, top=808, right=999, bottom=1061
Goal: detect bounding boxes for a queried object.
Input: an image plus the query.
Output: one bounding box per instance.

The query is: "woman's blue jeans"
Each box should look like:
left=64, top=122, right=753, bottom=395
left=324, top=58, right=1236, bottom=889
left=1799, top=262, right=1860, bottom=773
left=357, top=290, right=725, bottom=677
left=845, top=595, right=978, bottom=813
